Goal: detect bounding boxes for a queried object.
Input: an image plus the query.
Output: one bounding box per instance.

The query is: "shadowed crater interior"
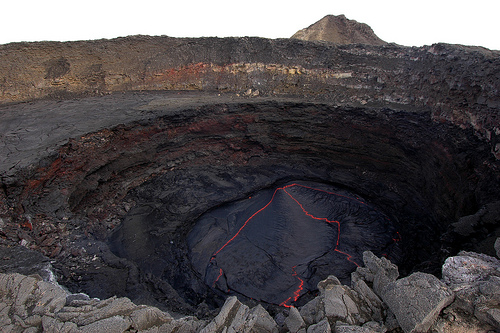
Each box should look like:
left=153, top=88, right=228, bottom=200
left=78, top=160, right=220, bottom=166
left=188, top=181, right=400, bottom=306
left=4, top=96, right=498, bottom=314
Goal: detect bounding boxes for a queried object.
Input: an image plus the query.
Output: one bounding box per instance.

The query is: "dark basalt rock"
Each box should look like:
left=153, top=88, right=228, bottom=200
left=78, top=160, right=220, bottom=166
left=0, top=34, right=499, bottom=318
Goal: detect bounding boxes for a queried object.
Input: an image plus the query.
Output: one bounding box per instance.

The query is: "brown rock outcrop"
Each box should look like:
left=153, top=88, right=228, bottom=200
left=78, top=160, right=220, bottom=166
left=291, top=14, right=387, bottom=45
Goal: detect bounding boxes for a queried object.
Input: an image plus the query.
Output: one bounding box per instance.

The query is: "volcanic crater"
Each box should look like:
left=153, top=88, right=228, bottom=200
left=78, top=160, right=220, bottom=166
left=0, top=34, right=499, bottom=317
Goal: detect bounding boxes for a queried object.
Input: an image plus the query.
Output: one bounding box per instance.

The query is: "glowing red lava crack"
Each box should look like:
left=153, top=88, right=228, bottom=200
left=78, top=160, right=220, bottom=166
left=209, top=183, right=366, bottom=307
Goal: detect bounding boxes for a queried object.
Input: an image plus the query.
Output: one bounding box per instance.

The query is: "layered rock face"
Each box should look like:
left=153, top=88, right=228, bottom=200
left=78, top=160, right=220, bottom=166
left=0, top=37, right=498, bottom=158
left=0, top=23, right=499, bottom=332
left=291, top=14, right=387, bottom=45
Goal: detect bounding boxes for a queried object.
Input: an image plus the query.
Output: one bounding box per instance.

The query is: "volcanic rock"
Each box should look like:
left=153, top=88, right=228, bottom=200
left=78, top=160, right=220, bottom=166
left=0, top=245, right=54, bottom=282
left=307, top=318, right=331, bottom=333
left=443, top=251, right=500, bottom=285
left=0, top=16, right=500, bottom=331
left=299, top=274, right=373, bottom=327
left=359, top=251, right=399, bottom=297
left=199, top=296, right=279, bottom=333
left=285, top=306, right=306, bottom=333
left=335, top=322, right=386, bottom=333
left=443, top=252, right=500, bottom=329
left=0, top=271, right=202, bottom=332
left=291, top=14, right=387, bottom=45
left=350, top=272, right=385, bottom=322
left=3, top=250, right=500, bottom=332
left=381, top=272, right=454, bottom=333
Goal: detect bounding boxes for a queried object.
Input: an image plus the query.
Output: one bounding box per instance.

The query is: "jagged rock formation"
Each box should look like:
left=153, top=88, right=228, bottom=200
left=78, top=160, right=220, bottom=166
left=0, top=19, right=499, bottom=332
left=291, top=14, right=387, bottom=45
left=1, top=251, right=498, bottom=332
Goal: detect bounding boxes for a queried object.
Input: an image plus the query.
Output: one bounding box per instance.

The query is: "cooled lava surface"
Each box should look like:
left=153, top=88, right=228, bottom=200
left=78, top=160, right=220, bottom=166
left=188, top=181, right=399, bottom=306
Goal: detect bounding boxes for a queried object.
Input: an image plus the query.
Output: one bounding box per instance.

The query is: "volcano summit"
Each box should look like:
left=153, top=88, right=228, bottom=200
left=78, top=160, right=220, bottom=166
left=0, top=15, right=499, bottom=332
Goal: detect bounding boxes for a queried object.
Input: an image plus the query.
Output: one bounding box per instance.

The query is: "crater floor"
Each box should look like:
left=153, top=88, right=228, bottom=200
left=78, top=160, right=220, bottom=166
left=188, top=181, right=400, bottom=306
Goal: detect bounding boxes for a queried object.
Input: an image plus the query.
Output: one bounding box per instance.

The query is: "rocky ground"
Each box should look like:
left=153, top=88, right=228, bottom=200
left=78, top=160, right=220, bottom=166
left=1, top=248, right=499, bottom=332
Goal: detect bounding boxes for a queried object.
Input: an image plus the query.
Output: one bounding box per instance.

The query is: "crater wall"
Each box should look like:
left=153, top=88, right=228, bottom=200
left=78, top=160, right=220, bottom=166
left=0, top=36, right=499, bottom=314
left=1, top=96, right=498, bottom=312
left=1, top=37, right=499, bottom=157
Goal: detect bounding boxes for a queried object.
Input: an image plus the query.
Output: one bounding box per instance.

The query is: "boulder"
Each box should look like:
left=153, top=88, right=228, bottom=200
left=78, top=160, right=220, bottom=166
left=306, top=318, right=331, bottom=333
left=243, top=304, right=278, bottom=333
left=334, top=321, right=388, bottom=333
left=200, top=296, right=278, bottom=333
left=300, top=297, right=325, bottom=325
left=78, top=315, right=132, bottom=333
left=362, top=251, right=399, bottom=297
left=433, top=306, right=495, bottom=333
left=362, top=321, right=388, bottom=332
left=322, top=284, right=367, bottom=325
left=42, top=315, right=78, bottom=333
left=130, top=305, right=173, bottom=331
left=351, top=270, right=385, bottom=321
left=443, top=252, right=500, bottom=285
left=334, top=323, right=373, bottom=333
left=300, top=275, right=372, bottom=326
left=318, top=275, right=342, bottom=291
left=285, top=306, right=306, bottom=333
left=150, top=316, right=207, bottom=333
left=200, top=296, right=249, bottom=333
left=382, top=272, right=454, bottom=333
left=67, top=296, right=137, bottom=326
left=32, top=279, right=68, bottom=315
left=383, top=309, right=400, bottom=332
left=442, top=253, right=500, bottom=329
left=0, top=272, right=67, bottom=320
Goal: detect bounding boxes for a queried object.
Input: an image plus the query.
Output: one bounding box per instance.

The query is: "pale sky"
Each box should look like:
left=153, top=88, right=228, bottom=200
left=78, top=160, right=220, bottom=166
left=1, top=0, right=499, bottom=50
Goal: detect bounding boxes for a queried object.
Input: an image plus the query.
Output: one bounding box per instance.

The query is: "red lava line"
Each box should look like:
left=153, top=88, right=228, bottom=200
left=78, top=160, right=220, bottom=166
left=335, top=249, right=360, bottom=267
left=210, top=183, right=365, bottom=306
left=284, top=187, right=361, bottom=266
left=211, top=187, right=281, bottom=261
left=283, top=188, right=342, bottom=248
left=282, top=187, right=360, bottom=303
left=279, top=265, right=305, bottom=308
left=283, top=188, right=341, bottom=224
left=213, top=268, right=224, bottom=287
